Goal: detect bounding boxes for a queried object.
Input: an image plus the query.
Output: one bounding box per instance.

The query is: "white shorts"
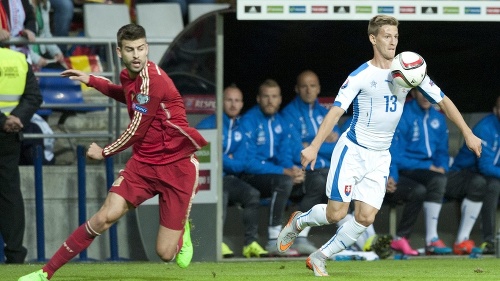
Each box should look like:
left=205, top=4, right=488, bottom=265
left=325, top=135, right=390, bottom=210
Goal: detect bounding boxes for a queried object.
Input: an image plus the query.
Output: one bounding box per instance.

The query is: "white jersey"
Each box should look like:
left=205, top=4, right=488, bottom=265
left=335, top=61, right=444, bottom=151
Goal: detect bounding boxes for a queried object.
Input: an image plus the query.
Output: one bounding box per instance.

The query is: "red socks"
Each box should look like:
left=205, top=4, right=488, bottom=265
left=43, top=221, right=98, bottom=279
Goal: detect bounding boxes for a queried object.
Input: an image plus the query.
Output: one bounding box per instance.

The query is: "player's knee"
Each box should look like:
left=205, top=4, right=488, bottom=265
left=325, top=208, right=348, bottom=224
left=467, top=175, right=487, bottom=201
left=411, top=184, right=426, bottom=201
left=428, top=174, right=447, bottom=195
left=93, top=210, right=119, bottom=228
left=353, top=212, right=376, bottom=226
left=245, top=193, right=261, bottom=208
left=355, top=216, right=375, bottom=227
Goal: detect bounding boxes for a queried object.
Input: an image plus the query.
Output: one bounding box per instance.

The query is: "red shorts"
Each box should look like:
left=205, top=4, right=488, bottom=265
left=110, top=154, right=199, bottom=230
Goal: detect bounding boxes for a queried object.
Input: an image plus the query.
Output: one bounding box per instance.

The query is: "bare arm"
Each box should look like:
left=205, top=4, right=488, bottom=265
left=438, top=95, right=482, bottom=157
left=301, top=106, right=345, bottom=169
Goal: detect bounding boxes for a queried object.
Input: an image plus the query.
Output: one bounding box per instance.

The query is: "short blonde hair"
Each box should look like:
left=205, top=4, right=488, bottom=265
left=259, top=79, right=280, bottom=95
left=368, top=15, right=399, bottom=36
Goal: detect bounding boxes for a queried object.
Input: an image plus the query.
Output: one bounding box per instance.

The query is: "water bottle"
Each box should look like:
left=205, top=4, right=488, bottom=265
left=495, top=231, right=500, bottom=258
left=335, top=255, right=353, bottom=261
left=394, top=253, right=408, bottom=260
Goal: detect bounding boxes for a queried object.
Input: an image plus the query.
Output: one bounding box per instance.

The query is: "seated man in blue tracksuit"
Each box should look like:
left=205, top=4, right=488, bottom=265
left=196, top=84, right=268, bottom=259
left=387, top=88, right=452, bottom=255
left=388, top=88, right=485, bottom=256
left=449, top=95, right=500, bottom=255
left=240, top=79, right=303, bottom=257
left=280, top=70, right=340, bottom=255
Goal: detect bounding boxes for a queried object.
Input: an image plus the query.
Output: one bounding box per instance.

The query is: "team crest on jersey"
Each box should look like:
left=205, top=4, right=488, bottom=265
left=234, top=131, right=242, bottom=142
left=274, top=124, right=283, bottom=134
left=344, top=185, right=352, bottom=196
left=135, top=93, right=150, bottom=104
left=341, top=79, right=349, bottom=89
left=430, top=118, right=440, bottom=129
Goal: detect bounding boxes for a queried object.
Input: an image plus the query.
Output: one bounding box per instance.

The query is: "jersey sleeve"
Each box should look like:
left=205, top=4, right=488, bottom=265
left=333, top=78, right=358, bottom=112
left=88, top=75, right=126, bottom=104
left=101, top=79, right=159, bottom=157
left=416, top=75, right=444, bottom=104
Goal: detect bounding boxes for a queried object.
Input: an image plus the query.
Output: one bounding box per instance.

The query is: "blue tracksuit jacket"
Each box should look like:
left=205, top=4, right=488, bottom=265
left=280, top=96, right=339, bottom=169
left=240, top=105, right=294, bottom=174
left=196, top=113, right=248, bottom=176
left=389, top=99, right=449, bottom=181
left=451, top=114, right=500, bottom=178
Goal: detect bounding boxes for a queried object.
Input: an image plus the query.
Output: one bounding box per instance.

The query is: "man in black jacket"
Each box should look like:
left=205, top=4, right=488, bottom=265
left=0, top=47, right=43, bottom=263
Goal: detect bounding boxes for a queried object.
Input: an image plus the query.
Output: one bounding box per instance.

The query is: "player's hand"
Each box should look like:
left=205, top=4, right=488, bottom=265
left=54, top=53, right=65, bottom=64
left=3, top=115, right=23, bottom=133
left=61, top=69, right=90, bottom=84
left=301, top=145, right=319, bottom=171
left=87, top=142, right=104, bottom=160
left=0, top=29, right=10, bottom=41
left=386, top=177, right=397, bottom=193
left=429, top=165, right=445, bottom=174
left=464, top=132, right=482, bottom=158
left=291, top=166, right=305, bottom=184
left=37, top=57, right=48, bottom=68
left=21, top=29, right=36, bottom=42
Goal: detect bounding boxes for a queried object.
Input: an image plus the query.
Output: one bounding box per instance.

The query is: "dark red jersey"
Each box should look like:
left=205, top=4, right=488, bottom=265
left=88, top=62, right=208, bottom=164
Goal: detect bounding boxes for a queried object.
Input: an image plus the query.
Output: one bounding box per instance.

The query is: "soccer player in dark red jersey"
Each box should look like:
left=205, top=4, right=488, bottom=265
left=19, top=23, right=208, bottom=281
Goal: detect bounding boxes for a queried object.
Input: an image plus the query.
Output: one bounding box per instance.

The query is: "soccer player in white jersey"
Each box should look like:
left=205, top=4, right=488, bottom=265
left=276, top=15, right=483, bottom=277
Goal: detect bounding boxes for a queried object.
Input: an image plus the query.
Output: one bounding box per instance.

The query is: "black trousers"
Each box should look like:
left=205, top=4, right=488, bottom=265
left=385, top=169, right=447, bottom=238
left=290, top=168, right=329, bottom=212
left=0, top=132, right=27, bottom=263
left=480, top=176, right=500, bottom=242
left=223, top=175, right=261, bottom=246
left=240, top=173, right=293, bottom=228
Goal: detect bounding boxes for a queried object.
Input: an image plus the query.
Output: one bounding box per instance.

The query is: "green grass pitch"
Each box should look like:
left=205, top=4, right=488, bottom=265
left=4, top=257, right=499, bottom=280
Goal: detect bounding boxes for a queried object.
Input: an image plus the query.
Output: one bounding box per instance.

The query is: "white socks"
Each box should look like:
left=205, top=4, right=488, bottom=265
left=320, top=217, right=367, bottom=257
left=356, top=223, right=375, bottom=250
left=423, top=201, right=442, bottom=244
left=456, top=198, right=482, bottom=243
left=268, top=225, right=282, bottom=240
left=336, top=212, right=374, bottom=250
left=297, top=204, right=329, bottom=229
left=298, top=226, right=311, bottom=238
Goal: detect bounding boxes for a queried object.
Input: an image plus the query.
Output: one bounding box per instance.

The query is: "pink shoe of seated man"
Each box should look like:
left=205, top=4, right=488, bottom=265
left=390, top=237, right=419, bottom=256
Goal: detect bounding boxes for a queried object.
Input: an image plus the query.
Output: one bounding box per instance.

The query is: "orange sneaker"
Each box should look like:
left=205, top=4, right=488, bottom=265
left=453, top=239, right=475, bottom=255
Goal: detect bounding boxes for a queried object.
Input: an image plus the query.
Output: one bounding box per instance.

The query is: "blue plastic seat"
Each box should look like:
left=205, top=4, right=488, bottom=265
left=37, top=68, right=104, bottom=124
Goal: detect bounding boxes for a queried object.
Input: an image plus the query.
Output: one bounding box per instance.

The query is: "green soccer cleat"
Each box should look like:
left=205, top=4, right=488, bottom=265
left=363, top=234, right=393, bottom=259
left=18, top=269, right=49, bottom=281
left=222, top=242, right=234, bottom=258
left=242, top=241, right=269, bottom=258
left=176, top=220, right=193, bottom=268
left=480, top=241, right=495, bottom=255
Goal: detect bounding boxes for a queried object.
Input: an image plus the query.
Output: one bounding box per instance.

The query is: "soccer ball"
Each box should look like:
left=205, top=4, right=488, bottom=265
left=390, top=51, right=427, bottom=88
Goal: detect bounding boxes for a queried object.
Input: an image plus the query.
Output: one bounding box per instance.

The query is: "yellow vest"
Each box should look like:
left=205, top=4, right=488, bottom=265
left=0, top=48, right=28, bottom=115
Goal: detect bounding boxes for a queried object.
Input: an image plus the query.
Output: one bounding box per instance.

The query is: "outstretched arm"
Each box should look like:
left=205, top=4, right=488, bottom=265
left=301, top=106, right=344, bottom=170
left=61, top=69, right=126, bottom=103
left=61, top=69, right=91, bottom=84
left=438, top=96, right=482, bottom=157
